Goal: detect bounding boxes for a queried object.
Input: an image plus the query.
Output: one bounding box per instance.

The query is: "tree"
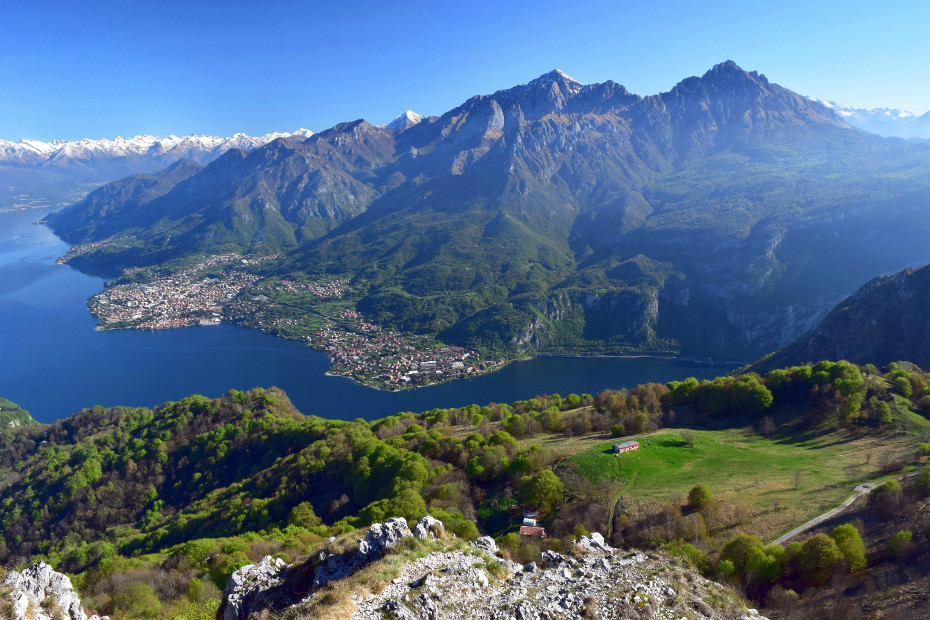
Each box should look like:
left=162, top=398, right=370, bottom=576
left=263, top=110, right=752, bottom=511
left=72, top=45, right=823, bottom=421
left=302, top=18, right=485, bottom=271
left=830, top=524, right=866, bottom=572
left=798, top=533, right=844, bottom=585
left=888, top=530, right=913, bottom=557
left=679, top=430, right=695, bottom=447
left=720, top=534, right=764, bottom=574
left=288, top=501, right=322, bottom=529
left=687, top=484, right=713, bottom=510
left=519, top=469, right=564, bottom=514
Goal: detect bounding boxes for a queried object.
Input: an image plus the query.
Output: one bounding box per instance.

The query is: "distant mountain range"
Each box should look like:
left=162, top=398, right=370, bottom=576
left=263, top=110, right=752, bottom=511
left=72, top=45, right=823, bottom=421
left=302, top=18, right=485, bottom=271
left=808, top=99, right=930, bottom=139
left=45, top=62, right=930, bottom=361
left=754, top=264, right=930, bottom=371
left=0, top=129, right=313, bottom=209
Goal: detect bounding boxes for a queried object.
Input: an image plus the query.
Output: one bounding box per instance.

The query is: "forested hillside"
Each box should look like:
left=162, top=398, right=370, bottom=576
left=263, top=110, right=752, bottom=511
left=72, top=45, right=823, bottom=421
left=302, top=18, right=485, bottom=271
left=1, top=360, right=929, bottom=617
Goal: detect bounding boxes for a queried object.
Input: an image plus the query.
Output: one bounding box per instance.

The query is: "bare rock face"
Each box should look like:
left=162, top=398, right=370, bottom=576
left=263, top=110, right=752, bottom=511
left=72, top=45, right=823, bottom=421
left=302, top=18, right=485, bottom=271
left=220, top=555, right=289, bottom=620
left=2, top=561, right=107, bottom=620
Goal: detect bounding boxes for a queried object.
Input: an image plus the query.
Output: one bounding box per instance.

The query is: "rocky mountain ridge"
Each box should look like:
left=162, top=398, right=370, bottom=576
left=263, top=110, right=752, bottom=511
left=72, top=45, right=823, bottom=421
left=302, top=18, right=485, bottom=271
left=46, top=61, right=930, bottom=361
left=754, top=264, right=930, bottom=371
left=220, top=516, right=767, bottom=620
left=0, top=129, right=314, bottom=211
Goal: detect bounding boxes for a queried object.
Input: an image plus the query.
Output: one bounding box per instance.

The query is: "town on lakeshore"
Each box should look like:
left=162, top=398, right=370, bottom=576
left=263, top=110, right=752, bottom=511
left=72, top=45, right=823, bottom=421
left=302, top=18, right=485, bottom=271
left=76, top=252, right=502, bottom=390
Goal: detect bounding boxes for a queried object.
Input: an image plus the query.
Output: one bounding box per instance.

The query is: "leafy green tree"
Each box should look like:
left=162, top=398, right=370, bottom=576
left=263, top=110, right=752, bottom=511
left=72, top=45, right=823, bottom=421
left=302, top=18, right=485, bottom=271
left=893, top=377, right=912, bottom=397
left=716, top=559, right=735, bottom=577
left=830, top=524, right=866, bottom=572
left=798, top=533, right=844, bottom=585
left=519, top=469, right=564, bottom=514
left=720, top=534, right=764, bottom=574
left=746, top=549, right=781, bottom=587
left=288, top=501, right=322, bottom=529
left=687, top=484, right=713, bottom=510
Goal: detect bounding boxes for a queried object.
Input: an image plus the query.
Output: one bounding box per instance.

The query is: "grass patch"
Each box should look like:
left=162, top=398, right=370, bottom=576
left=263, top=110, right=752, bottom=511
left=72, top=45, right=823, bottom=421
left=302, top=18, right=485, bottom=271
left=566, top=426, right=922, bottom=542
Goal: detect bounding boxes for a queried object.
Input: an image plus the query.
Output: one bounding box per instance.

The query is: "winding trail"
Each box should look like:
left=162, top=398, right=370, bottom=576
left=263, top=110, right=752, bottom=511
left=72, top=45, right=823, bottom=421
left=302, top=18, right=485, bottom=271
left=772, top=471, right=921, bottom=545
left=772, top=483, right=875, bottom=545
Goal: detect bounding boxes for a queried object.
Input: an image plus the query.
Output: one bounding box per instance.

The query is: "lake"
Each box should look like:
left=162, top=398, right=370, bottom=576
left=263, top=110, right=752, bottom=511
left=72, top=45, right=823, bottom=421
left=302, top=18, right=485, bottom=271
left=0, top=207, right=734, bottom=423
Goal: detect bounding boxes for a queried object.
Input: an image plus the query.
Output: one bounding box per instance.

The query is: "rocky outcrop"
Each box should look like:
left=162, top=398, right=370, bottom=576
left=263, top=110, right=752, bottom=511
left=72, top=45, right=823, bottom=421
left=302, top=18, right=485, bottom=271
left=316, top=517, right=414, bottom=588
left=220, top=556, right=288, bottom=620
left=219, top=521, right=767, bottom=620
left=2, top=562, right=107, bottom=620
left=219, top=516, right=443, bottom=620
left=350, top=534, right=768, bottom=620
left=571, top=532, right=614, bottom=554
left=412, top=515, right=444, bottom=540
left=471, top=536, right=499, bottom=555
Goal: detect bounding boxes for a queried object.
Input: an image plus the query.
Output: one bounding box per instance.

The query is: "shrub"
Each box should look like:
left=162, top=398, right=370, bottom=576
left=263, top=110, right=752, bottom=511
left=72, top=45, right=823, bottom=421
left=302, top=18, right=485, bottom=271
left=720, top=534, right=763, bottom=574
left=798, top=533, right=844, bottom=586
left=830, top=524, right=866, bottom=572
left=107, top=582, right=163, bottom=618
left=687, top=484, right=713, bottom=510
left=888, top=530, right=913, bottom=557
left=288, top=501, right=322, bottom=529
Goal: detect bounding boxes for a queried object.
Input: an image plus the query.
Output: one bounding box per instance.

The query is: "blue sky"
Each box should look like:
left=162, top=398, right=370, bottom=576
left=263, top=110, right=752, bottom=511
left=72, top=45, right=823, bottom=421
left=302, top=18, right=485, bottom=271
left=1, top=0, right=928, bottom=141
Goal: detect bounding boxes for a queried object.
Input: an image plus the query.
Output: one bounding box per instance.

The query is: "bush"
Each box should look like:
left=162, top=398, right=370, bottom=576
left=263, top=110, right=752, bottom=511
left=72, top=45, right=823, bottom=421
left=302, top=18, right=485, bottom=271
left=288, top=501, right=322, bottom=529
left=716, top=559, right=735, bottom=577
left=888, top=530, right=913, bottom=557
left=208, top=551, right=250, bottom=589
left=916, top=465, right=930, bottom=497
left=720, top=534, right=763, bottom=574
left=687, top=484, right=713, bottom=510
left=107, top=582, right=163, bottom=618
left=830, top=523, right=866, bottom=572
left=798, top=533, right=844, bottom=586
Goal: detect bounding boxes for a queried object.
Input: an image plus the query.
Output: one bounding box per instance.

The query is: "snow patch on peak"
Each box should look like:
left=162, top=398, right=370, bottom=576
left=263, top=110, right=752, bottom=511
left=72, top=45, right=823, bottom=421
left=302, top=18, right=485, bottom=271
left=804, top=96, right=930, bottom=139
left=384, top=111, right=425, bottom=132
left=530, top=69, right=581, bottom=86
left=0, top=129, right=317, bottom=166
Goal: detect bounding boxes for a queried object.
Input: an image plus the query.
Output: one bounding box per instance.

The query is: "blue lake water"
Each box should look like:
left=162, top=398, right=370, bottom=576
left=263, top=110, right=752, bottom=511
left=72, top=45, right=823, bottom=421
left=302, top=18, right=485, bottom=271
left=0, top=207, right=734, bottom=423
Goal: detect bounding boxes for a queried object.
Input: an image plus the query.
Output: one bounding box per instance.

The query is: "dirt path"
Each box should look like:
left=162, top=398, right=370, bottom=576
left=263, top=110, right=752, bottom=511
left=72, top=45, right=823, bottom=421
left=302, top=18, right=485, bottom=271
left=772, top=472, right=921, bottom=545
left=772, top=483, right=875, bottom=545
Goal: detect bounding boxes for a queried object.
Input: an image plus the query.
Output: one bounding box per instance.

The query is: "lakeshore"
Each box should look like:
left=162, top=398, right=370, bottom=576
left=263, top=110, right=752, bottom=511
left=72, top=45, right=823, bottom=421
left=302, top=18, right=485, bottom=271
left=0, top=207, right=735, bottom=422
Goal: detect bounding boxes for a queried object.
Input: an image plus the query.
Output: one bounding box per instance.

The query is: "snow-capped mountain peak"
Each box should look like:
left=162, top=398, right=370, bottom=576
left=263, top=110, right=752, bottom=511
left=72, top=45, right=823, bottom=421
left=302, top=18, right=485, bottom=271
left=807, top=97, right=930, bottom=139
left=0, top=129, right=317, bottom=167
left=384, top=111, right=425, bottom=132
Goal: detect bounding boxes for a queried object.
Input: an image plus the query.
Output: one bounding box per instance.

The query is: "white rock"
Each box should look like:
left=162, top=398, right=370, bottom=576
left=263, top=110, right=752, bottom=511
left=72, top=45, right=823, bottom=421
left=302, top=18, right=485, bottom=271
left=413, top=515, right=445, bottom=540
left=2, top=561, right=88, bottom=620
left=471, top=536, right=499, bottom=554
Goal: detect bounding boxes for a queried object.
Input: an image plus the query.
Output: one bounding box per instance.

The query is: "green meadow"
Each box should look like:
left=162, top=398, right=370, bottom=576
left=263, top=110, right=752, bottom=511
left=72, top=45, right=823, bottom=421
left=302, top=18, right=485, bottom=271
left=566, top=426, right=926, bottom=542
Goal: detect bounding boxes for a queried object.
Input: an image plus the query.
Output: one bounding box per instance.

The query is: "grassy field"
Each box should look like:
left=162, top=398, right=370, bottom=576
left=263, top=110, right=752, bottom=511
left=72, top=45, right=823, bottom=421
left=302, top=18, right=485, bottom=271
left=562, top=425, right=927, bottom=543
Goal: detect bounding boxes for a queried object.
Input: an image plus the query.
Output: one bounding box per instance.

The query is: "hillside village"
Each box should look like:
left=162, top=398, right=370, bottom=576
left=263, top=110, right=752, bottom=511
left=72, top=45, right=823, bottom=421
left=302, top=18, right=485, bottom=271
left=82, top=254, right=502, bottom=390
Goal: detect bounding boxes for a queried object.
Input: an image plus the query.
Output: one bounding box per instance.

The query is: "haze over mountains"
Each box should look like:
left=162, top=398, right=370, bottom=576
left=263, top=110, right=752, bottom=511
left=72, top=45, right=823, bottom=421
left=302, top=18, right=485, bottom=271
left=756, top=264, right=930, bottom=371
left=810, top=98, right=930, bottom=139
left=44, top=61, right=930, bottom=363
